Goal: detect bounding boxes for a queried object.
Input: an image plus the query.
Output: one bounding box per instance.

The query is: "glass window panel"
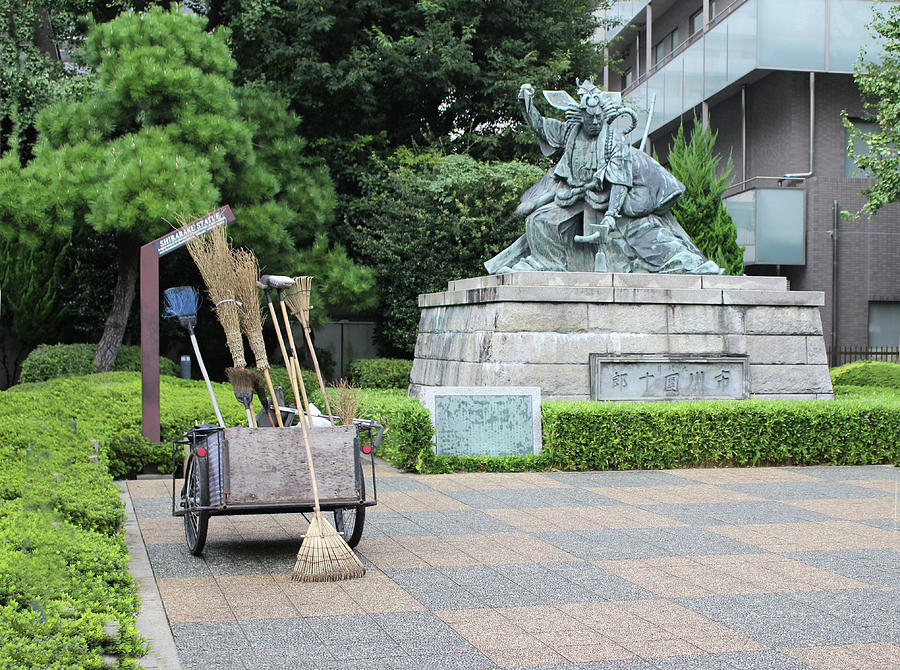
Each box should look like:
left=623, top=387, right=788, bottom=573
left=647, top=72, right=666, bottom=133
left=683, top=40, right=704, bottom=108
left=756, top=189, right=805, bottom=264
left=671, top=28, right=679, bottom=50
left=724, top=191, right=757, bottom=264
left=830, top=0, right=877, bottom=72
left=705, top=22, right=728, bottom=97
left=868, top=302, right=900, bottom=347
left=624, top=82, right=648, bottom=144
left=623, top=68, right=633, bottom=88
left=690, top=9, right=703, bottom=35
left=758, top=0, right=825, bottom=69
left=654, top=40, right=665, bottom=64
left=663, top=55, right=684, bottom=124
left=727, top=0, right=757, bottom=83
left=845, top=119, right=878, bottom=177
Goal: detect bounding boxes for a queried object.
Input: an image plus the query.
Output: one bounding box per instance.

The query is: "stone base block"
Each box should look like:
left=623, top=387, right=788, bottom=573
left=411, top=272, right=833, bottom=402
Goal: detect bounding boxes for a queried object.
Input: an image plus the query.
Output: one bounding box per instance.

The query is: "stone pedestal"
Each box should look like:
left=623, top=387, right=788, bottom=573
left=410, top=272, right=833, bottom=402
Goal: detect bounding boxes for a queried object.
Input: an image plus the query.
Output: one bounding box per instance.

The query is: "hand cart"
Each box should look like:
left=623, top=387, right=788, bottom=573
left=171, top=418, right=382, bottom=556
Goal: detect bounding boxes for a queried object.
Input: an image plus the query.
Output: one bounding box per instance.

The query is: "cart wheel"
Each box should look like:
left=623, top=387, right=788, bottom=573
left=333, top=505, right=365, bottom=548
left=182, top=453, right=209, bottom=556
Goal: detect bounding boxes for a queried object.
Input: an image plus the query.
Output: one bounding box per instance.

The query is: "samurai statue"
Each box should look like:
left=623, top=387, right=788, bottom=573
left=484, top=79, right=723, bottom=275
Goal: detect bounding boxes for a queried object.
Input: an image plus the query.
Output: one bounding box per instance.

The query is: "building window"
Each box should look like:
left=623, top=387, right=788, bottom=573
left=869, top=302, right=900, bottom=348
left=622, top=68, right=633, bottom=88
left=690, top=9, right=703, bottom=35
left=653, top=28, right=679, bottom=64
left=845, top=119, right=879, bottom=178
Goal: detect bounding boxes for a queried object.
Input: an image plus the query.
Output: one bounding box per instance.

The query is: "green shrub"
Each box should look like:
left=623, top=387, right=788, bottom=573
left=4, top=372, right=246, bottom=478
left=349, top=150, right=544, bottom=355
left=355, top=392, right=899, bottom=473
left=0, top=387, right=146, bottom=668
left=346, top=358, right=413, bottom=389
left=19, top=343, right=178, bottom=384
left=830, top=360, right=900, bottom=389
left=540, top=398, right=898, bottom=470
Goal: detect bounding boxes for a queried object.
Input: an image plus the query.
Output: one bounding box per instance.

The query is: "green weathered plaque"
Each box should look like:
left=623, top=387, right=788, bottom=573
left=419, top=387, right=542, bottom=457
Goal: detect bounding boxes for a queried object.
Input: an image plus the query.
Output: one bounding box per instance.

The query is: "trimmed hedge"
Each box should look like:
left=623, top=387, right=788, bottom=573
left=346, top=358, right=413, bottom=389
left=365, top=391, right=899, bottom=473
left=540, top=398, right=898, bottom=471
left=19, top=343, right=179, bottom=384
left=830, top=361, right=900, bottom=389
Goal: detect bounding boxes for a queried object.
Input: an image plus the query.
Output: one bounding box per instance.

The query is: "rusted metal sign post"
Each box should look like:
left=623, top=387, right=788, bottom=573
left=140, top=206, right=235, bottom=442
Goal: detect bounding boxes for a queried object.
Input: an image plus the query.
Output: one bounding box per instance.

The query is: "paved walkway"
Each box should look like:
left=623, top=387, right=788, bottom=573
left=124, top=462, right=898, bottom=670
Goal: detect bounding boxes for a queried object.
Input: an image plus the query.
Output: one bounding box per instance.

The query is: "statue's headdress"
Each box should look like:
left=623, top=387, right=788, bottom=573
left=542, top=77, right=638, bottom=133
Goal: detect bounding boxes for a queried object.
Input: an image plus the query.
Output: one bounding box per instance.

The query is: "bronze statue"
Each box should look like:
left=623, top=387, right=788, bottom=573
left=485, top=79, right=723, bottom=275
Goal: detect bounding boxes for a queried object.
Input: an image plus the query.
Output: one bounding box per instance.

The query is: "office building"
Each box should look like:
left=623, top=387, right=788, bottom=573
left=602, top=0, right=900, bottom=358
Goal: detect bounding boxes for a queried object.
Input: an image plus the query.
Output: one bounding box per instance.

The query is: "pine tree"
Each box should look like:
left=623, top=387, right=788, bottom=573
left=667, top=119, right=745, bottom=276
left=0, top=7, right=373, bottom=371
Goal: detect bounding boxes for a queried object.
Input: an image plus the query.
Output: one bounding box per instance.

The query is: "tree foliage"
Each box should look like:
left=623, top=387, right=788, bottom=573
left=0, top=1, right=141, bottom=161
left=205, top=0, right=612, bottom=162
left=0, top=6, right=373, bottom=371
left=666, top=120, right=744, bottom=276
left=349, top=150, right=542, bottom=354
left=844, top=0, right=900, bottom=218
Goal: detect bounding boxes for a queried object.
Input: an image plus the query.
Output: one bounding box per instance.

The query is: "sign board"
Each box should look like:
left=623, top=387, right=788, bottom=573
left=590, top=355, right=750, bottom=401
left=154, top=205, right=234, bottom=256
left=141, top=206, right=234, bottom=442
left=419, top=387, right=542, bottom=457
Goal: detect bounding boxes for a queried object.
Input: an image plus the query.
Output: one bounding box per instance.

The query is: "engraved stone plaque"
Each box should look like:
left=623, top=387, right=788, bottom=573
left=419, top=387, right=542, bottom=456
left=590, top=355, right=749, bottom=401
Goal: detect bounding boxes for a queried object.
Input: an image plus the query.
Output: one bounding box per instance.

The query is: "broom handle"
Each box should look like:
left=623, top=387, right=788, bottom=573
left=278, top=298, right=312, bottom=429
left=291, top=369, right=322, bottom=514
left=291, top=356, right=313, bottom=428
left=189, top=330, right=225, bottom=428
left=262, top=368, right=284, bottom=427
left=298, top=309, right=335, bottom=426
left=265, top=293, right=295, bottom=389
left=244, top=405, right=255, bottom=427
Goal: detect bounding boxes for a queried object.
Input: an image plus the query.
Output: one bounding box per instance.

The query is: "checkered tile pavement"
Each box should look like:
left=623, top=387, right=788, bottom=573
left=126, top=464, right=898, bottom=670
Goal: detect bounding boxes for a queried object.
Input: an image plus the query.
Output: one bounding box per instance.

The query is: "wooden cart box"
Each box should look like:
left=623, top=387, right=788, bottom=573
left=206, top=425, right=360, bottom=507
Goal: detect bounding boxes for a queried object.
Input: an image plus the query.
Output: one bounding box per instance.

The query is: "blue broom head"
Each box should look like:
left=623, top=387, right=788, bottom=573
left=164, top=286, right=199, bottom=329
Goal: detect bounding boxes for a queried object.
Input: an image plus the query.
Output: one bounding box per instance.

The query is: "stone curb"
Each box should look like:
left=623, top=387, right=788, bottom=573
left=117, top=481, right=184, bottom=670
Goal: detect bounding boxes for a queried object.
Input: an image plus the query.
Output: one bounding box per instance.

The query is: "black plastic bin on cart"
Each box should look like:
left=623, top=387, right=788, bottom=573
left=172, top=420, right=382, bottom=556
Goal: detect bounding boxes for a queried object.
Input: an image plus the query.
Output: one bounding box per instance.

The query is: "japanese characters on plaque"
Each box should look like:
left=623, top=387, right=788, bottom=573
left=590, top=355, right=749, bottom=401
left=418, top=387, right=542, bottom=457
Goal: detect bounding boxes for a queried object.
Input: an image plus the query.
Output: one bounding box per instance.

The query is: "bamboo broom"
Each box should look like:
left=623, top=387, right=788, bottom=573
left=185, top=225, right=245, bottom=367
left=284, top=277, right=335, bottom=425
left=186, top=225, right=283, bottom=427
left=231, top=248, right=283, bottom=428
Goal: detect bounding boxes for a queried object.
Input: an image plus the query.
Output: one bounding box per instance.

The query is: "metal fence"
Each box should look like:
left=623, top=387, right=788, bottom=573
left=829, top=347, right=900, bottom=367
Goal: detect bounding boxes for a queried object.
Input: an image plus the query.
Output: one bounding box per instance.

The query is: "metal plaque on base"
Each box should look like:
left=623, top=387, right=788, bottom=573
left=419, top=386, right=542, bottom=457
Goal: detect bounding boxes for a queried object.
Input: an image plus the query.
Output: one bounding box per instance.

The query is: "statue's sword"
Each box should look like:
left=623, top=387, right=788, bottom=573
left=638, top=92, right=657, bottom=154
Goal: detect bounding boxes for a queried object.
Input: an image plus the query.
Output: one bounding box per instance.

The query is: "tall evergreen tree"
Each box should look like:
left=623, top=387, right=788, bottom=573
left=844, top=0, right=900, bottom=218
left=202, top=0, right=614, bottom=163
left=0, top=1, right=145, bottom=161
left=666, top=119, right=744, bottom=276
left=0, top=7, right=373, bottom=372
